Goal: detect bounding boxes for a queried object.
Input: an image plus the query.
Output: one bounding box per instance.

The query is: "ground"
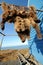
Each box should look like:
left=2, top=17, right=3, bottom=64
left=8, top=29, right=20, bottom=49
left=0, top=49, right=41, bottom=65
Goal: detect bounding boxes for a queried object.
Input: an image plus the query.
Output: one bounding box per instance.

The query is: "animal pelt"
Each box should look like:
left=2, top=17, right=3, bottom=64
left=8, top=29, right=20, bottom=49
left=14, top=16, right=30, bottom=42
left=14, top=16, right=42, bottom=42
left=1, top=2, right=41, bottom=20
left=28, top=6, right=41, bottom=23
left=0, top=2, right=42, bottom=42
left=1, top=2, right=40, bottom=30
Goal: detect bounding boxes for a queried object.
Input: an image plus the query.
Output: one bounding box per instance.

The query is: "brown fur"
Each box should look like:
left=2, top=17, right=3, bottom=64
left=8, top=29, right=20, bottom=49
left=14, top=16, right=42, bottom=42
left=14, top=16, right=30, bottom=42
left=0, top=2, right=42, bottom=42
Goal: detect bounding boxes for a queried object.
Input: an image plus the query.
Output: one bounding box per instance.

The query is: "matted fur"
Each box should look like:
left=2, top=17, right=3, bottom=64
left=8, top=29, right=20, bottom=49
left=0, top=2, right=42, bottom=42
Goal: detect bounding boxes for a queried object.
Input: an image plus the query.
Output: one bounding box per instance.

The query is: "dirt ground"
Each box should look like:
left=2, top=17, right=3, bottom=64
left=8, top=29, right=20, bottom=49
left=0, top=49, right=41, bottom=65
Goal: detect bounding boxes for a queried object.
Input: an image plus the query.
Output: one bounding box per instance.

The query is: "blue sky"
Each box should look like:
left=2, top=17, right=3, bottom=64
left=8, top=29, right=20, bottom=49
left=0, top=0, right=29, bottom=47
left=0, top=0, right=43, bottom=47
left=0, top=1, right=43, bottom=64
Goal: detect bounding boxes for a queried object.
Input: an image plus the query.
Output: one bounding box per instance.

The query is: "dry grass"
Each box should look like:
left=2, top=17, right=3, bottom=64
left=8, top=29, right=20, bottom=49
left=0, top=49, right=29, bottom=62
left=0, top=49, right=18, bottom=62
left=0, top=49, right=41, bottom=65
